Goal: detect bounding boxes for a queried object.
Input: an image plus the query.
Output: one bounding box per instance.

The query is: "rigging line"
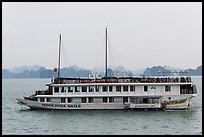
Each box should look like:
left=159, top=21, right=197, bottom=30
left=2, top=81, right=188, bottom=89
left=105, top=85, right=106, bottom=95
left=61, top=41, right=71, bottom=75
left=109, top=38, right=120, bottom=68
left=62, top=41, right=72, bottom=67
left=61, top=42, right=67, bottom=68
left=109, top=39, right=121, bottom=68
left=108, top=37, right=117, bottom=70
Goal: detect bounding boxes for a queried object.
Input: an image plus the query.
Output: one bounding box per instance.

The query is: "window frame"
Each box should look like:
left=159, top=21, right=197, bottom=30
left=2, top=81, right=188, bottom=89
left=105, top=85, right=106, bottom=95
left=165, top=85, right=171, bottom=92
left=109, top=86, right=113, bottom=92
left=116, top=86, right=121, bottom=92
left=103, top=86, right=108, bottom=92
left=67, top=98, right=72, bottom=103
left=130, top=86, right=135, bottom=92
left=40, top=98, right=45, bottom=102
left=144, top=86, right=148, bottom=92
left=88, top=97, right=94, bottom=103
left=46, top=98, right=51, bottom=102
left=82, top=97, right=87, bottom=103
left=54, top=87, right=59, bottom=93
left=82, top=86, right=87, bottom=92
left=95, top=86, right=99, bottom=92
left=102, top=97, right=108, bottom=103
left=61, top=97, right=66, bottom=103
left=61, top=87, right=66, bottom=93
left=109, top=97, right=114, bottom=103
left=123, top=86, right=128, bottom=92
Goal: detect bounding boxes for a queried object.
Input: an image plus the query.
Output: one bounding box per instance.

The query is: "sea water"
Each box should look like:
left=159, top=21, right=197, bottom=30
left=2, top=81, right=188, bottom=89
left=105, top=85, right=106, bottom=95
left=2, top=76, right=202, bottom=135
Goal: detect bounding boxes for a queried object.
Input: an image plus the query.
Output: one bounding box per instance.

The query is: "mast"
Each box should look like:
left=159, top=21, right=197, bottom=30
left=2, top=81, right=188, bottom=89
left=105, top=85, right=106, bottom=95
left=58, top=34, right=61, bottom=78
left=105, top=28, right=108, bottom=79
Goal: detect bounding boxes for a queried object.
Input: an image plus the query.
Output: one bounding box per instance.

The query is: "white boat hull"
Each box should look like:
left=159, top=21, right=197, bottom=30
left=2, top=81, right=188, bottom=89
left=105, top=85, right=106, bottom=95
left=16, top=97, right=192, bottom=110
left=17, top=98, right=126, bottom=110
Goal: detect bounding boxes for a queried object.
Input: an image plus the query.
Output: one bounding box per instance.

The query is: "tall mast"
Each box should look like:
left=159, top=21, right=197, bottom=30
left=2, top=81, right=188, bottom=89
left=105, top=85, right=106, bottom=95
left=58, top=34, right=61, bottom=78
left=105, top=28, right=108, bottom=79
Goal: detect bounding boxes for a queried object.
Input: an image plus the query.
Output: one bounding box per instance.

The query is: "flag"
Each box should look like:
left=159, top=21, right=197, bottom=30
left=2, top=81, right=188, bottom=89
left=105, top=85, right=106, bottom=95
left=54, top=68, right=57, bottom=73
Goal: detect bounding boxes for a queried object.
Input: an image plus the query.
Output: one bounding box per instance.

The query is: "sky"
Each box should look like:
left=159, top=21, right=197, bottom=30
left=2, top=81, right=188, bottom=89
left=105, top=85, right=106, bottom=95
left=2, top=2, right=202, bottom=71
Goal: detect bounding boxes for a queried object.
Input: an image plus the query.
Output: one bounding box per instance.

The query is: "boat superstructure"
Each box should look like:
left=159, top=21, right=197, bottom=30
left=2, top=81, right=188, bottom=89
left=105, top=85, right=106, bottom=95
left=17, top=29, right=197, bottom=110
left=17, top=76, right=197, bottom=110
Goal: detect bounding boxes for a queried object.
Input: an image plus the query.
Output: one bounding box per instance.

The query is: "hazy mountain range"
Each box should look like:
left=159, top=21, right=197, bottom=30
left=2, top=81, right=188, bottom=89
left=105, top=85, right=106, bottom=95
left=2, top=65, right=202, bottom=78
left=142, top=65, right=202, bottom=76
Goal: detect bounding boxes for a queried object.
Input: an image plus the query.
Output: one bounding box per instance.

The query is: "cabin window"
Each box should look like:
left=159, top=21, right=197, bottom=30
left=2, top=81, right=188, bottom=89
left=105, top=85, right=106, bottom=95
left=109, top=86, right=112, bottom=92
left=40, top=98, right=45, bottom=102
left=75, top=86, right=80, bottom=92
left=68, top=87, right=73, bottom=92
left=82, top=86, right=87, bottom=92
left=144, top=86, right=148, bottom=92
left=61, top=98, right=66, bottom=103
left=82, top=97, right=86, bottom=103
left=89, top=86, right=94, bottom=92
left=165, top=85, right=171, bottom=92
left=138, top=98, right=143, bottom=104
left=130, top=86, right=135, bottom=92
left=116, top=86, right=121, bottom=92
left=130, top=98, right=136, bottom=103
left=102, top=97, right=108, bottom=103
left=67, top=98, right=72, bottom=103
left=54, top=87, right=59, bottom=93
left=95, top=86, right=99, bottom=92
left=61, top=87, right=66, bottom=93
left=109, top=97, right=114, bottom=103
left=46, top=98, right=51, bottom=102
left=103, top=86, right=108, bottom=92
left=148, top=99, right=152, bottom=104
left=180, top=85, right=193, bottom=94
left=143, top=98, right=148, bottom=103
left=88, top=97, right=93, bottom=103
left=148, top=98, right=159, bottom=104
left=48, top=86, right=52, bottom=93
left=123, top=97, right=128, bottom=103
left=153, top=99, right=159, bottom=104
left=123, top=86, right=128, bottom=92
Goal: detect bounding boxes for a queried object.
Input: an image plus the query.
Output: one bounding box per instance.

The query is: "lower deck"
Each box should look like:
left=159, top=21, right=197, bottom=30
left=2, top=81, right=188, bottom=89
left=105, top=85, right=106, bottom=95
left=17, top=95, right=193, bottom=110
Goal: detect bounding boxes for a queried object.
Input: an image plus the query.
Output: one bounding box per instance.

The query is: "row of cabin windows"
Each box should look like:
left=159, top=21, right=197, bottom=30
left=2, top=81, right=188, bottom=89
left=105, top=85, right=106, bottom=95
left=40, top=97, right=161, bottom=104
left=54, top=85, right=171, bottom=93
left=54, top=86, right=136, bottom=93
left=54, top=87, right=80, bottom=93
left=40, top=98, right=50, bottom=102
left=73, top=97, right=121, bottom=103
left=40, top=97, right=160, bottom=104
left=144, top=85, right=171, bottom=92
left=130, top=98, right=159, bottom=104
left=39, top=97, right=129, bottom=103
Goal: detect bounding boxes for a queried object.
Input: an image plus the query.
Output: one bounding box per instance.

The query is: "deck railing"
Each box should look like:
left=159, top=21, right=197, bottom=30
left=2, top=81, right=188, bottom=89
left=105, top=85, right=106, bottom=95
left=53, top=77, right=192, bottom=84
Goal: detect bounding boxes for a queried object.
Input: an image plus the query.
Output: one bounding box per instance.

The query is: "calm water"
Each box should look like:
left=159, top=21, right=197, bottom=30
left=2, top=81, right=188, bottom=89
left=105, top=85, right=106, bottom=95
left=2, top=76, right=202, bottom=135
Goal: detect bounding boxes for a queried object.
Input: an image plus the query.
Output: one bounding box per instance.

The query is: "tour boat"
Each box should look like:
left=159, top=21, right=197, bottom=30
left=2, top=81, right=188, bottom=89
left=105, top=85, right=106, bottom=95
left=16, top=28, right=197, bottom=110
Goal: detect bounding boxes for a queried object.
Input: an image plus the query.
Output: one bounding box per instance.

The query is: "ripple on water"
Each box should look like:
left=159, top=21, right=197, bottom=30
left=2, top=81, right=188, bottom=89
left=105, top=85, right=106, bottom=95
left=143, top=125, right=148, bottom=129
left=121, top=128, right=128, bottom=131
left=161, top=125, right=169, bottom=128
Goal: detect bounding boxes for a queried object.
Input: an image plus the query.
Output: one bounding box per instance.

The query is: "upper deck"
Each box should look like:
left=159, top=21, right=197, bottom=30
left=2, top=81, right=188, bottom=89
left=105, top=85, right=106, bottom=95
left=52, top=76, right=192, bottom=85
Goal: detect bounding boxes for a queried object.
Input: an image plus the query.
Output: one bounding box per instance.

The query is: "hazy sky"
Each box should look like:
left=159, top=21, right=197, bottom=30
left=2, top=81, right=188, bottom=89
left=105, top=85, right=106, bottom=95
left=2, top=2, right=202, bottom=70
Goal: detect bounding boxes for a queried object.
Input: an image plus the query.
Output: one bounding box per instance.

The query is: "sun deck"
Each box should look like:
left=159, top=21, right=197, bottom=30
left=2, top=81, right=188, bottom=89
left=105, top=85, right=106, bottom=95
left=52, top=76, right=192, bottom=84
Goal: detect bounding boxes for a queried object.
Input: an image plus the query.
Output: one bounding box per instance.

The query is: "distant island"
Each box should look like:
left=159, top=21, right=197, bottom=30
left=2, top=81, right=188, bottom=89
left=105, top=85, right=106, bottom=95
left=142, top=65, right=202, bottom=77
left=2, top=65, right=202, bottom=79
